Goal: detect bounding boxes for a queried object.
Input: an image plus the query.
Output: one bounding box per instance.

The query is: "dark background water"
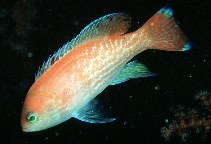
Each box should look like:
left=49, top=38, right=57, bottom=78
left=0, top=0, right=210, bottom=144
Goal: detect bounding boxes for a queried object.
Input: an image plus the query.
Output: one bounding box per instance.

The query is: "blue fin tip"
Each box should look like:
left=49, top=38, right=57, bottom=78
left=181, top=40, right=191, bottom=51
left=159, top=7, right=173, bottom=18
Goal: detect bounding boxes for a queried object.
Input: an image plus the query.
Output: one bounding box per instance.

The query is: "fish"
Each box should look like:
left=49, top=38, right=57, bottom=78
left=21, top=7, right=191, bottom=132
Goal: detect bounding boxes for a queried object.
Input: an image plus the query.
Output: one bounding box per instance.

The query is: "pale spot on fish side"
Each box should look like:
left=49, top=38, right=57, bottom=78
left=111, top=49, right=115, bottom=55
left=109, top=39, right=114, bottom=49
left=82, top=58, right=87, bottom=66
left=130, top=34, right=136, bottom=41
left=104, top=50, right=109, bottom=57
left=105, top=41, right=109, bottom=48
left=70, top=73, right=76, bottom=80
left=91, top=45, right=97, bottom=54
left=71, top=65, right=77, bottom=73
left=109, top=54, right=114, bottom=60
left=114, top=39, right=118, bottom=47
left=119, top=39, right=123, bottom=49
left=85, top=48, right=89, bottom=56
left=99, top=43, right=104, bottom=52
left=83, top=67, right=89, bottom=75
left=77, top=63, right=81, bottom=68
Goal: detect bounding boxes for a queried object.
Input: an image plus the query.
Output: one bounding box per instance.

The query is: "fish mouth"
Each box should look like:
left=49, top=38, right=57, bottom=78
left=22, top=125, right=40, bottom=132
left=22, top=123, right=41, bottom=132
left=22, top=126, right=42, bottom=132
left=22, top=127, right=34, bottom=132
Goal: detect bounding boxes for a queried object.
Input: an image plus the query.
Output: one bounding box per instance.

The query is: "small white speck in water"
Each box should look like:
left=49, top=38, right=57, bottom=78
left=124, top=121, right=128, bottom=125
left=155, top=85, right=160, bottom=91
left=27, top=52, right=33, bottom=58
left=55, top=132, right=59, bottom=136
left=165, top=119, right=169, bottom=123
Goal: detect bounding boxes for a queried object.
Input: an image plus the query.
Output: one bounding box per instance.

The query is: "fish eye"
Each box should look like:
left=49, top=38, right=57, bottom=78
left=26, top=112, right=38, bottom=123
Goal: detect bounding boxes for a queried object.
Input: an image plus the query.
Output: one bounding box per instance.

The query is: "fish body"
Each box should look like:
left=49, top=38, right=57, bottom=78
left=21, top=7, right=191, bottom=132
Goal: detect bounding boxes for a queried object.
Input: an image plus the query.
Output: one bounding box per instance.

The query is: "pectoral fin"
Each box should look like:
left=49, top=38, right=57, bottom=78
left=110, top=60, right=155, bottom=85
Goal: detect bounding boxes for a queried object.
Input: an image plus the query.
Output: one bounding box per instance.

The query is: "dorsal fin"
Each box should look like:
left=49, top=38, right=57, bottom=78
left=73, top=13, right=131, bottom=46
left=35, top=13, right=131, bottom=80
left=35, top=39, right=76, bottom=80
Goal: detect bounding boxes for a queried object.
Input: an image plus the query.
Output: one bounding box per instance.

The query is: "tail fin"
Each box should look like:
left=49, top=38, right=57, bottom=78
left=138, top=7, right=191, bottom=51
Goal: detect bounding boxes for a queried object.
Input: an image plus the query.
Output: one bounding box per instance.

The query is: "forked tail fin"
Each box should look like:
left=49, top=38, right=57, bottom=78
left=137, top=7, right=191, bottom=51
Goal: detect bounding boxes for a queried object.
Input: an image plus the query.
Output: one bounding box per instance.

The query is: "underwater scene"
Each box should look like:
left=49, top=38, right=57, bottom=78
left=0, top=0, right=210, bottom=143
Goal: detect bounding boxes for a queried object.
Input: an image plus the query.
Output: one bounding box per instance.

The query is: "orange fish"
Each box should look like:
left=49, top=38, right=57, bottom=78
left=21, top=7, right=191, bottom=132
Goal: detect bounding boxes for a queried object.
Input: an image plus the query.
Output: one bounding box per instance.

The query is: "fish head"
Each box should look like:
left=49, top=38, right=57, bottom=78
left=21, top=90, right=66, bottom=132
